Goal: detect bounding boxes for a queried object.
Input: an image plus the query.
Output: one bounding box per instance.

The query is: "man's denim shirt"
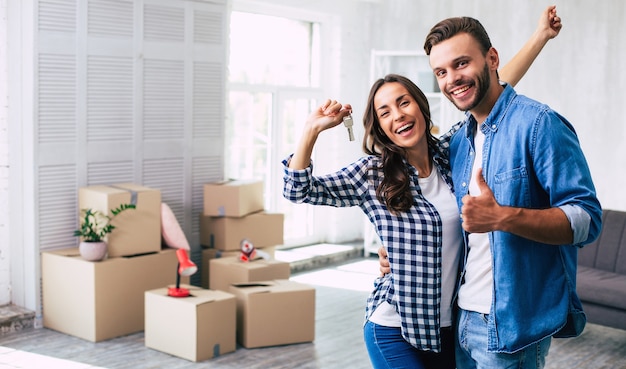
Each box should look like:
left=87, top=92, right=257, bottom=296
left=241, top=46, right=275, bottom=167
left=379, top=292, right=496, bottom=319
left=447, top=84, right=603, bottom=353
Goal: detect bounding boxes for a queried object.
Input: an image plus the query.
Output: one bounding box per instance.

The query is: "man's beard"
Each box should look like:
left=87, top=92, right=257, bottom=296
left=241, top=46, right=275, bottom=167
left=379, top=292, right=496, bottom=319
left=447, top=63, right=490, bottom=112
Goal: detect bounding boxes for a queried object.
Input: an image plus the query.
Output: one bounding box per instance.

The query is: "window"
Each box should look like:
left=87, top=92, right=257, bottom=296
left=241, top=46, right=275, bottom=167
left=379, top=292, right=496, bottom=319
left=226, top=9, right=326, bottom=246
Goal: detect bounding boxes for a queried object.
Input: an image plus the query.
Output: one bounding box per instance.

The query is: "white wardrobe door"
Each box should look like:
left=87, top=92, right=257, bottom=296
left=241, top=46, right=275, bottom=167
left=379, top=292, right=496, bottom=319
left=34, top=0, right=227, bottom=290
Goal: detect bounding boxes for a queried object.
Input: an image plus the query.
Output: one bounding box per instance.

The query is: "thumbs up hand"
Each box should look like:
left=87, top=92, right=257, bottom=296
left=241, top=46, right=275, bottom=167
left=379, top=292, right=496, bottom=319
left=460, top=168, right=502, bottom=233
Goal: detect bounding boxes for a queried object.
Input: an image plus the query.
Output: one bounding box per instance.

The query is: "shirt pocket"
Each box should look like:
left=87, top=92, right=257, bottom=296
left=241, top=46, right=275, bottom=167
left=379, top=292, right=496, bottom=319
left=493, top=167, right=531, bottom=208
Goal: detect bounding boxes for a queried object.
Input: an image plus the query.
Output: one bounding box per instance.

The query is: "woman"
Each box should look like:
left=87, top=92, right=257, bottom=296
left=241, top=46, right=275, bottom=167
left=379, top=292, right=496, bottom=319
left=283, top=7, right=562, bottom=369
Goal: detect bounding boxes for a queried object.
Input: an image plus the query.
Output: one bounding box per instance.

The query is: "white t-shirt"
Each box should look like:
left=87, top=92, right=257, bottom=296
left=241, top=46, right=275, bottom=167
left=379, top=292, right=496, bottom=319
left=369, top=164, right=463, bottom=328
left=457, top=128, right=492, bottom=314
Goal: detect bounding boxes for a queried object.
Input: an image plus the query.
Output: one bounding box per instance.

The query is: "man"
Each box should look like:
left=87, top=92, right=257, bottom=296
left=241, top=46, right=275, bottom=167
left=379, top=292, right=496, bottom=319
left=424, top=15, right=602, bottom=369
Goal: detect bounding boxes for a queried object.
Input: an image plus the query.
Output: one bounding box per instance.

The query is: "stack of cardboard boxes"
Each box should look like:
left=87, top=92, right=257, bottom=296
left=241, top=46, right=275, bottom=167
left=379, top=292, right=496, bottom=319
left=41, top=183, right=189, bottom=342
left=41, top=180, right=316, bottom=362
left=199, top=179, right=316, bottom=350
left=199, top=179, right=286, bottom=288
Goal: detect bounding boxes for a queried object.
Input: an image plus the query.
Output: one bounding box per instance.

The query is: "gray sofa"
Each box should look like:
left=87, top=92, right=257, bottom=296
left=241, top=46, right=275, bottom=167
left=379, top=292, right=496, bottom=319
left=576, top=209, right=626, bottom=331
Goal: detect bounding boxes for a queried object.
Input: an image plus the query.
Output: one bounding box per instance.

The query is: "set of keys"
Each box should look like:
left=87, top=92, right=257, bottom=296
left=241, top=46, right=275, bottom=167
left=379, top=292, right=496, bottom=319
left=342, top=114, right=355, bottom=141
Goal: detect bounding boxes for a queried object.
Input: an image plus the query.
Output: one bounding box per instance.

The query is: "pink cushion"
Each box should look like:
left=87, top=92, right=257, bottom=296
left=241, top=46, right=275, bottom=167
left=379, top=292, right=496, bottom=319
left=161, top=203, right=190, bottom=250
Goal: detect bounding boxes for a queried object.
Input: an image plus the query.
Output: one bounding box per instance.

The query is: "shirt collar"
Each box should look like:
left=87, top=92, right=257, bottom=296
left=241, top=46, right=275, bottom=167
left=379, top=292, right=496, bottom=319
left=463, top=83, right=517, bottom=137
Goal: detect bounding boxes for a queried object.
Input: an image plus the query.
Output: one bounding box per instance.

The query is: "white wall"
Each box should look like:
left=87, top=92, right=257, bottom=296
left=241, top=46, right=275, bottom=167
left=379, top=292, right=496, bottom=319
left=0, top=0, right=9, bottom=305
left=525, top=1, right=626, bottom=211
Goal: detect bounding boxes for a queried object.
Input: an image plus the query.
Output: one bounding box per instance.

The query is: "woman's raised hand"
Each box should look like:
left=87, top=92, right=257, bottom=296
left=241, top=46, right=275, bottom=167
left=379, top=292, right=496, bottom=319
left=538, top=5, right=562, bottom=41
left=306, top=99, right=353, bottom=134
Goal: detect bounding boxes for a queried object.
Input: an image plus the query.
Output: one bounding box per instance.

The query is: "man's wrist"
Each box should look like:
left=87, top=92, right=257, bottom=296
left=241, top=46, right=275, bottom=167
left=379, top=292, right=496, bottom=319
left=498, top=206, right=522, bottom=233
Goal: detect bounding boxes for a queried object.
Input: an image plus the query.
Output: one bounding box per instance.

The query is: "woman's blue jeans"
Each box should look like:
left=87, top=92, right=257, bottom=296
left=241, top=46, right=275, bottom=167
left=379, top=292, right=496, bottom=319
left=363, top=320, right=455, bottom=369
left=455, top=309, right=552, bottom=369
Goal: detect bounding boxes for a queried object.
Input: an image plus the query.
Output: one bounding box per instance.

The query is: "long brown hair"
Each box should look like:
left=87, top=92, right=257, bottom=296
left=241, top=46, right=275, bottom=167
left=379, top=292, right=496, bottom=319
left=362, top=74, right=437, bottom=215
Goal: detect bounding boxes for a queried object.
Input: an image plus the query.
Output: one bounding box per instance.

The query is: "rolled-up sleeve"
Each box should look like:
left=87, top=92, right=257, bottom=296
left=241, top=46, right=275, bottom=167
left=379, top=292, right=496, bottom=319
left=559, top=204, right=591, bottom=246
left=282, top=155, right=314, bottom=204
left=282, top=154, right=368, bottom=208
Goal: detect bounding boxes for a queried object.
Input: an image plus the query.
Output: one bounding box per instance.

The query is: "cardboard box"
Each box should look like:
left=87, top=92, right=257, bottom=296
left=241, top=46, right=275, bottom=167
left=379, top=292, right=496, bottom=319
left=145, top=286, right=236, bottom=362
left=41, top=248, right=188, bottom=342
left=209, top=256, right=290, bottom=292
left=203, top=180, right=264, bottom=217
left=201, top=248, right=237, bottom=290
left=79, top=183, right=161, bottom=257
left=229, top=280, right=316, bottom=348
left=200, top=247, right=276, bottom=289
left=199, top=211, right=284, bottom=250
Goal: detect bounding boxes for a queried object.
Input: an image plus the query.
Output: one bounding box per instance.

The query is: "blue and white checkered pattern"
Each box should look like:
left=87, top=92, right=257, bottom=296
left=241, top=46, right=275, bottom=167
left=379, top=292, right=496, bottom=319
left=282, top=140, right=455, bottom=352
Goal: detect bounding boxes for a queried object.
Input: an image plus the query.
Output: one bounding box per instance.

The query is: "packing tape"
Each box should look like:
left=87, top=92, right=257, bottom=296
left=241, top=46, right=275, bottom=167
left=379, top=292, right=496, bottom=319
left=110, top=185, right=139, bottom=205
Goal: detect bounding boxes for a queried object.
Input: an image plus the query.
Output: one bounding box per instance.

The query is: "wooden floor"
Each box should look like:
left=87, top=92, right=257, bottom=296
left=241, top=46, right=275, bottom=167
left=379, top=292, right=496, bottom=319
left=1, top=256, right=626, bottom=369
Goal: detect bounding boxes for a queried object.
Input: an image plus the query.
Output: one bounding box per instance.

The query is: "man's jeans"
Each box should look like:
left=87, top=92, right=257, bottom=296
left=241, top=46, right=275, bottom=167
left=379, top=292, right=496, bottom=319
left=455, top=309, right=552, bottom=369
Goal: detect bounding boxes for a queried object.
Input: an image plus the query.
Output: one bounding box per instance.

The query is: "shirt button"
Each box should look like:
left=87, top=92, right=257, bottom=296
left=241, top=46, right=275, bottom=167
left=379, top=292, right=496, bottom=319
left=462, top=182, right=467, bottom=187
left=492, top=124, right=496, bottom=129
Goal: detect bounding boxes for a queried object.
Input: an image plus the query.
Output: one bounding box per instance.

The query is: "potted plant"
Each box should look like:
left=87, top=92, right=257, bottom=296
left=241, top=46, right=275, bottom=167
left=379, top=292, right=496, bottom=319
left=74, top=204, right=136, bottom=261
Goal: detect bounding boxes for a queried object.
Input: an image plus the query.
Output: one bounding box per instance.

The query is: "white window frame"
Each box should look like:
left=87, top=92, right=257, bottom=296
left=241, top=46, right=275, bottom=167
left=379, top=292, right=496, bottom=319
left=229, top=0, right=336, bottom=247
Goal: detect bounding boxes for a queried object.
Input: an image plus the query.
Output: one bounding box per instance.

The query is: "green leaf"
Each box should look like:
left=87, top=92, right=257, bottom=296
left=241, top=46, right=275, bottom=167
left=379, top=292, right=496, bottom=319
left=73, top=203, right=136, bottom=241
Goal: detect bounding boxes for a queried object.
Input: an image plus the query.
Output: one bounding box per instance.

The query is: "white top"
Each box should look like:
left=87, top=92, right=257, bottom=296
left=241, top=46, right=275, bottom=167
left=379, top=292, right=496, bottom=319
left=369, top=163, right=463, bottom=327
left=457, top=128, right=492, bottom=314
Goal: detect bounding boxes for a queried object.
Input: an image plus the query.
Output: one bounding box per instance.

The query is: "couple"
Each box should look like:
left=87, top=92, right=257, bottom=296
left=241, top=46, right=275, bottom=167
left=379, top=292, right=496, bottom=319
left=283, top=6, right=602, bottom=369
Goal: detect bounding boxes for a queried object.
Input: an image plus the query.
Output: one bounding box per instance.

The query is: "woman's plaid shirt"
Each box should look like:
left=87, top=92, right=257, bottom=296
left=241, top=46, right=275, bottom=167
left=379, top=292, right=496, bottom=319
left=282, top=141, right=454, bottom=352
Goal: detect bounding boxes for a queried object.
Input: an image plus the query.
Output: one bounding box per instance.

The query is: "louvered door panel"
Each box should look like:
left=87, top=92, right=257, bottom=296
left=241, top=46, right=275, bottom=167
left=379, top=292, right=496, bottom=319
left=38, top=165, right=78, bottom=249
left=188, top=3, right=227, bottom=248
left=143, top=157, right=185, bottom=221
left=37, top=0, right=79, bottom=253
left=35, top=0, right=227, bottom=259
left=141, top=1, right=189, bottom=248
left=87, top=161, right=134, bottom=184
left=189, top=156, right=222, bottom=284
left=143, top=59, right=185, bottom=140
left=144, top=3, right=185, bottom=42
left=193, top=61, right=223, bottom=138
left=88, top=0, right=133, bottom=38
left=38, top=54, right=76, bottom=144
left=191, top=156, right=222, bottom=235
left=194, top=8, right=223, bottom=44
left=38, top=0, right=76, bottom=33
left=87, top=55, right=134, bottom=142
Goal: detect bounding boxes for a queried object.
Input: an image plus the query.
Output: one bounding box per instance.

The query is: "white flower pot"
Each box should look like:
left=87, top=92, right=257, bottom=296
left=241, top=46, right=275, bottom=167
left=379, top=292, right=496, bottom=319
left=79, top=241, right=108, bottom=261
